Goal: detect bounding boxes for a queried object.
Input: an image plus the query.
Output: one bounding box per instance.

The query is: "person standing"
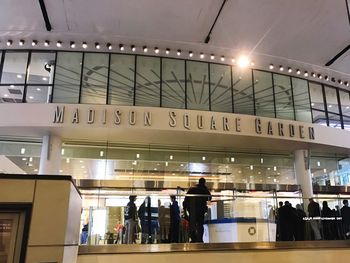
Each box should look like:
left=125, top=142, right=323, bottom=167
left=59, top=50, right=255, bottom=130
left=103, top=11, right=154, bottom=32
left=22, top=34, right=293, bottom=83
left=124, top=195, right=137, bottom=244
left=169, top=195, right=180, bottom=243
left=295, top=204, right=306, bottom=241
left=183, top=177, right=212, bottom=243
left=341, top=200, right=350, bottom=238
left=307, top=198, right=322, bottom=240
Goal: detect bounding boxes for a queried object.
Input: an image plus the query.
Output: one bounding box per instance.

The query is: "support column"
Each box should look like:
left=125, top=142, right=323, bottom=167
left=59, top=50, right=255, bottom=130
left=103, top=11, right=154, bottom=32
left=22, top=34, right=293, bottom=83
left=294, top=149, right=313, bottom=198
left=39, top=134, right=62, bottom=175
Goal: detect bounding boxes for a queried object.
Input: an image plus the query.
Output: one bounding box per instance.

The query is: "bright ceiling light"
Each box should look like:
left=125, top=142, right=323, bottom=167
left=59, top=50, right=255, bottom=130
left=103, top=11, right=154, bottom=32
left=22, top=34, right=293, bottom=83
left=296, top=69, right=301, bottom=75
left=82, top=42, right=88, bottom=49
left=210, top=54, right=215, bottom=60
left=143, top=46, right=148, bottom=52
left=119, top=44, right=125, bottom=51
left=304, top=71, right=308, bottom=77
left=325, top=75, right=329, bottom=81
left=318, top=74, right=322, bottom=79
left=311, top=72, right=316, bottom=78
left=288, top=67, right=292, bottom=73
left=19, top=40, right=24, bottom=46
left=44, top=40, right=50, bottom=47
left=154, top=47, right=159, bottom=54
left=70, top=41, right=76, bottom=48
left=237, top=55, right=250, bottom=68
left=177, top=50, right=181, bottom=56
left=107, top=43, right=112, bottom=50
left=6, top=40, right=12, bottom=46
left=131, top=45, right=136, bottom=52
left=279, top=65, right=284, bottom=71
left=189, top=51, right=193, bottom=57
left=32, top=40, right=38, bottom=46
left=221, top=56, right=225, bottom=62
left=200, top=53, right=205, bottom=59
left=231, top=58, right=236, bottom=63
left=95, top=42, right=100, bottom=49
left=165, top=48, right=170, bottom=55
left=56, top=41, right=62, bottom=47
left=269, top=64, right=274, bottom=70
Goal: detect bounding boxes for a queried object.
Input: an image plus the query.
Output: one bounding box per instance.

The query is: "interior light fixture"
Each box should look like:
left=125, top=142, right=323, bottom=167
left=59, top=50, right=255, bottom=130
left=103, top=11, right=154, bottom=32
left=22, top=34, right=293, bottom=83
left=230, top=157, right=235, bottom=162
left=44, top=40, right=50, bottom=47
left=269, top=64, right=274, bottom=70
left=250, top=165, right=254, bottom=170
left=107, top=43, right=112, bottom=50
left=66, top=158, right=70, bottom=163
left=20, top=148, right=25, bottom=154
left=42, top=77, right=47, bottom=81
left=202, top=156, right=206, bottom=161
left=311, top=103, right=315, bottom=106
left=296, top=69, right=301, bottom=75
left=82, top=42, right=88, bottom=49
left=95, top=42, right=100, bottom=49
left=131, top=45, right=136, bottom=52
left=100, top=151, right=104, bottom=157
left=325, top=75, right=329, bottom=81
left=279, top=65, right=284, bottom=71
left=6, top=40, right=13, bottom=46
left=61, top=149, right=65, bottom=155
left=260, top=158, right=264, bottom=164
left=70, top=41, right=76, bottom=48
left=19, top=40, right=25, bottom=46
left=273, top=166, right=277, bottom=171
left=339, top=80, right=343, bottom=85
left=36, top=88, right=41, bottom=91
left=169, top=155, right=173, bottom=160
left=345, top=81, right=349, bottom=87
left=165, top=162, right=168, bottom=167
left=143, top=46, right=148, bottom=52
left=119, top=44, right=125, bottom=51
left=304, top=71, right=308, bottom=77
left=210, top=54, right=215, bottom=60
left=165, top=48, right=170, bottom=55
left=56, top=41, right=62, bottom=47
left=189, top=51, right=193, bottom=57
left=318, top=74, right=322, bottom=79
left=200, top=53, right=205, bottom=59
left=231, top=58, right=236, bottom=63
left=16, top=74, right=22, bottom=79
left=288, top=67, right=292, bottom=73
left=237, top=55, right=250, bottom=68
left=136, top=153, right=140, bottom=159
left=311, top=72, right=316, bottom=78
left=177, top=50, right=181, bottom=56
left=154, top=47, right=159, bottom=54
left=221, top=56, right=225, bottom=62
left=32, top=40, right=38, bottom=46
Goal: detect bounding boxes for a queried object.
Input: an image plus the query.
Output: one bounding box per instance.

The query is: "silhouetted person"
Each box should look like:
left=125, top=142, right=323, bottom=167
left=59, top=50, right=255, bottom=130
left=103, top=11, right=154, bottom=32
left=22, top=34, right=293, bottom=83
left=308, top=198, right=321, bottom=240
left=341, top=200, right=350, bottom=238
left=295, top=204, right=306, bottom=241
left=279, top=201, right=297, bottom=241
left=321, top=201, right=334, bottom=240
left=183, top=178, right=212, bottom=242
left=169, top=195, right=180, bottom=243
left=276, top=201, right=284, bottom=241
left=124, top=195, right=137, bottom=244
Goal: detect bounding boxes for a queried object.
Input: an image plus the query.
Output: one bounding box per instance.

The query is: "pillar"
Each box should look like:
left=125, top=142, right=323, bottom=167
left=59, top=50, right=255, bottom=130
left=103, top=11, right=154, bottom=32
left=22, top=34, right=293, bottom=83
left=39, top=134, right=62, bottom=175
left=294, top=149, right=313, bottom=199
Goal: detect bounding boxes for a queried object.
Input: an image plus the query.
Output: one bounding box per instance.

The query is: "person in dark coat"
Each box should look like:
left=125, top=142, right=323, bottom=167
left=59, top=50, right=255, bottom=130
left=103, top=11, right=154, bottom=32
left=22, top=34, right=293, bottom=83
left=307, top=198, right=322, bottom=240
left=295, top=204, right=306, bottom=241
left=341, top=200, right=350, bottom=238
left=183, top=177, right=212, bottom=243
left=169, top=195, right=181, bottom=243
left=321, top=201, right=334, bottom=240
left=278, top=201, right=297, bottom=241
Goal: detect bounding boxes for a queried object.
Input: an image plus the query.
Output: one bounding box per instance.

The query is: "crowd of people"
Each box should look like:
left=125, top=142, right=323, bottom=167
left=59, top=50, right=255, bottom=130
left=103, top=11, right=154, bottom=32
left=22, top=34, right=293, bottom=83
left=276, top=199, right=350, bottom=241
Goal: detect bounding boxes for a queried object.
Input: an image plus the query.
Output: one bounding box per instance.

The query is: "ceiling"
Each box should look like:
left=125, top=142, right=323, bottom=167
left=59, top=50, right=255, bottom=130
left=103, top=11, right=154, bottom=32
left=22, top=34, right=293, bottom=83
left=0, top=0, right=350, bottom=81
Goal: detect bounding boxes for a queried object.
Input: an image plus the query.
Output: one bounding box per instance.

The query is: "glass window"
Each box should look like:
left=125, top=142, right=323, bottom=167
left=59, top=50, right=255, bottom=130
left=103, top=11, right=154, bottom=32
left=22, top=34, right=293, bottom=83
left=232, top=68, right=254, bottom=115
left=324, top=86, right=339, bottom=114
left=161, top=58, right=185, bottom=109
left=343, top=115, right=350, bottom=131
left=253, top=70, right=274, bottom=118
left=312, top=109, right=327, bottom=126
left=108, top=54, right=134, bottom=106
left=186, top=61, right=209, bottom=111
left=135, top=56, right=160, bottom=107
left=80, top=53, right=109, bottom=104
left=292, top=78, right=312, bottom=122
left=53, top=52, right=82, bottom=103
left=0, top=52, right=28, bottom=84
left=210, top=64, right=232, bottom=113
left=309, top=82, right=325, bottom=111
left=339, top=90, right=350, bottom=117
left=27, top=52, right=56, bottom=84
left=26, top=86, right=51, bottom=103
left=273, top=74, right=294, bottom=120
left=0, top=85, right=24, bottom=103
left=328, top=113, right=342, bottom=129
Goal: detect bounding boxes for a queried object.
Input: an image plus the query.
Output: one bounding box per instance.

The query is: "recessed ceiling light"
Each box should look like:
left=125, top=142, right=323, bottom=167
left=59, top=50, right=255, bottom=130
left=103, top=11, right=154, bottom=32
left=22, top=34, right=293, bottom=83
left=189, top=51, right=193, bottom=57
left=131, top=45, right=136, bottom=52
left=56, top=41, right=62, bottom=47
left=237, top=55, right=250, bottom=68
left=296, top=69, right=301, bottom=75
left=311, top=72, right=316, bottom=78
left=304, top=71, right=308, bottom=77
left=165, top=48, right=170, bottom=55
left=118, top=44, right=124, bottom=51
left=169, top=155, right=173, bottom=160
left=19, top=40, right=25, bottom=46
left=154, top=47, right=159, bottom=54
left=20, top=148, right=25, bottom=154
left=82, top=42, right=88, bottom=49
left=95, top=42, right=100, bottom=49
left=36, top=88, right=41, bottom=91
left=288, top=67, right=292, bottom=73
left=4, top=94, right=8, bottom=97
left=269, top=64, right=274, bottom=70
left=10, top=85, right=14, bottom=88
left=42, top=77, right=47, bottom=81
left=177, top=50, right=181, bottom=56
left=318, top=74, right=322, bottom=79
left=210, top=54, right=215, bottom=60
left=44, top=40, right=50, bottom=47
left=70, top=41, right=76, bottom=48
left=200, top=53, right=205, bottom=59
left=339, top=80, right=343, bottom=85
left=143, top=46, right=148, bottom=52
left=6, top=40, right=13, bottom=46
left=32, top=40, right=38, bottom=46
left=107, top=43, right=112, bottom=50
left=221, top=56, right=225, bottom=62
left=16, top=74, right=22, bottom=79
left=279, top=65, right=284, bottom=71
left=325, top=75, right=329, bottom=81
left=29, top=96, right=34, bottom=99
